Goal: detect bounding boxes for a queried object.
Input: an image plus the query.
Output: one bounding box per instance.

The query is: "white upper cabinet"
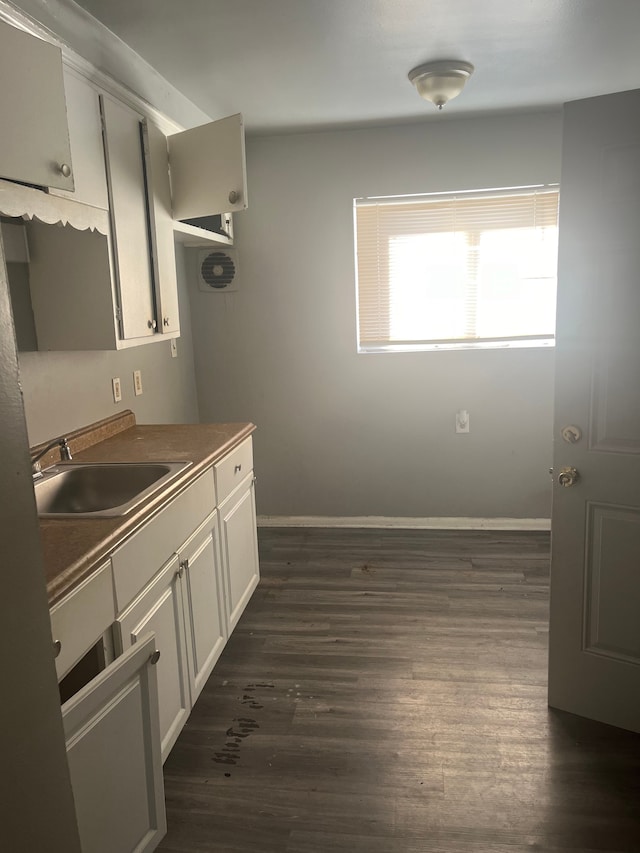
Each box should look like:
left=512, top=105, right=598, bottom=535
left=100, top=93, right=156, bottom=341
left=50, top=68, right=109, bottom=210
left=143, top=121, right=180, bottom=335
left=0, top=20, right=74, bottom=191
left=168, top=113, right=248, bottom=221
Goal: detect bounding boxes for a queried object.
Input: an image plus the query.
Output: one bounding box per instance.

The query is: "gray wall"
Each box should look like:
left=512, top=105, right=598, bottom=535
left=0, top=244, right=82, bottom=852
left=18, top=244, right=200, bottom=445
left=189, top=111, right=563, bottom=519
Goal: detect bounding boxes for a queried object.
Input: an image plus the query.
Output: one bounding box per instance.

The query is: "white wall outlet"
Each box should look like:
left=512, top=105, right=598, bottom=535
left=455, top=410, right=470, bottom=433
left=133, top=369, right=143, bottom=396
left=112, top=377, right=122, bottom=403
left=170, top=338, right=177, bottom=358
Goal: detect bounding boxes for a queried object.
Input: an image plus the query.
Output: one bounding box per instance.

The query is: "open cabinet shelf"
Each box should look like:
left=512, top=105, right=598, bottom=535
left=173, top=219, right=233, bottom=247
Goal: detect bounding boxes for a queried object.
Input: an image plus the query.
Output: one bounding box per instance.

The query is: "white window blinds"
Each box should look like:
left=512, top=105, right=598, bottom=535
left=354, top=187, right=559, bottom=351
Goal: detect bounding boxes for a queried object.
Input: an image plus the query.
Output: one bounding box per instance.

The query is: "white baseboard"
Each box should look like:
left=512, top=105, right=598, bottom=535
left=257, top=516, right=551, bottom=531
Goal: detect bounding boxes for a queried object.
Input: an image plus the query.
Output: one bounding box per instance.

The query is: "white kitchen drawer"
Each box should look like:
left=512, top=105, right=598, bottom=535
left=50, top=560, right=115, bottom=680
left=112, top=469, right=216, bottom=612
left=214, top=438, right=253, bottom=504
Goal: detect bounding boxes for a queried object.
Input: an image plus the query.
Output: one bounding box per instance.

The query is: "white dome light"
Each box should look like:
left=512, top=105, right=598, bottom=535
left=408, top=60, right=475, bottom=110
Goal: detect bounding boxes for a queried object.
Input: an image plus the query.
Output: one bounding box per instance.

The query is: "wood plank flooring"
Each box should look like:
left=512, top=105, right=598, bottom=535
left=157, top=529, right=640, bottom=853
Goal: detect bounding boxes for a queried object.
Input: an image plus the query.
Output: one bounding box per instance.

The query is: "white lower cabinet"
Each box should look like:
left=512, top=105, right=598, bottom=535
left=55, top=438, right=259, bottom=851
left=116, top=557, right=191, bottom=761
left=62, top=634, right=166, bottom=853
left=116, top=508, right=227, bottom=760
left=219, top=474, right=260, bottom=632
left=179, top=509, right=227, bottom=702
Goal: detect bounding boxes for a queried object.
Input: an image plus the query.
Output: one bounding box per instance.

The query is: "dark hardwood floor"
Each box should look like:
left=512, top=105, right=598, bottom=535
left=157, top=528, right=640, bottom=853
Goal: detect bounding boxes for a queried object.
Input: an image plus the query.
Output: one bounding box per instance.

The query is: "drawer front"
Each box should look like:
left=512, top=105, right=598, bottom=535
left=50, top=560, right=115, bottom=680
left=215, top=438, right=253, bottom=504
left=112, top=469, right=215, bottom=612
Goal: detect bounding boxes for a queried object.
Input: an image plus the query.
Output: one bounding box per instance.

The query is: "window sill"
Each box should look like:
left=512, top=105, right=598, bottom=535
left=358, top=338, right=555, bottom=354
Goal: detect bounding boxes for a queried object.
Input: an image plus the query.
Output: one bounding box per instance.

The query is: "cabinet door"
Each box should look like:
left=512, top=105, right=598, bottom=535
left=219, top=475, right=260, bottom=632
left=116, top=557, right=190, bottom=761
left=180, top=510, right=227, bottom=702
left=143, top=121, right=180, bottom=335
left=100, top=93, right=156, bottom=340
left=62, top=633, right=166, bottom=853
left=0, top=20, right=73, bottom=190
left=168, top=113, right=247, bottom=220
left=50, top=559, right=115, bottom=680
left=50, top=68, right=109, bottom=209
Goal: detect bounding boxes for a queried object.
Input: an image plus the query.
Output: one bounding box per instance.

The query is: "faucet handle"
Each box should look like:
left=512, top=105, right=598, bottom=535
left=60, top=438, right=73, bottom=461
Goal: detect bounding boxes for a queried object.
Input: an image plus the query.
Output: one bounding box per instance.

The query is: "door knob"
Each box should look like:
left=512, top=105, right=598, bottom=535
left=558, top=466, right=579, bottom=487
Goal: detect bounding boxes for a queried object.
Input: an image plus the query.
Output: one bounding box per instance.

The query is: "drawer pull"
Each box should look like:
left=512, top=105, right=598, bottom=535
left=53, top=640, right=62, bottom=658
left=234, top=464, right=242, bottom=474
left=149, top=650, right=161, bottom=666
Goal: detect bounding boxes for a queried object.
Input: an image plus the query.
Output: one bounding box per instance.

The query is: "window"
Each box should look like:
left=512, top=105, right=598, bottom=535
left=354, top=187, right=559, bottom=352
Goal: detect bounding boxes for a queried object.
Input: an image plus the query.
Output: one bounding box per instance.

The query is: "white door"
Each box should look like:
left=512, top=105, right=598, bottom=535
left=143, top=121, right=180, bottom=335
left=179, top=510, right=228, bottom=701
left=167, top=113, right=248, bottom=220
left=116, top=557, right=191, bottom=761
left=50, top=68, right=109, bottom=209
left=219, top=476, right=260, bottom=632
left=100, top=93, right=156, bottom=340
left=0, top=20, right=74, bottom=190
left=548, top=88, right=640, bottom=733
left=62, top=633, right=166, bottom=853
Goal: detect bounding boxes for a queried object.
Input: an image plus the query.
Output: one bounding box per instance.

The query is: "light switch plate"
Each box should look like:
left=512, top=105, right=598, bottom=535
left=133, top=369, right=143, bottom=396
left=170, top=338, right=177, bottom=358
left=112, top=377, right=122, bottom=403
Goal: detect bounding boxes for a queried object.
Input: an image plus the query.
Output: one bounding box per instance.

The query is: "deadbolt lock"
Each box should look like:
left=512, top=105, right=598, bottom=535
left=561, top=425, right=582, bottom=444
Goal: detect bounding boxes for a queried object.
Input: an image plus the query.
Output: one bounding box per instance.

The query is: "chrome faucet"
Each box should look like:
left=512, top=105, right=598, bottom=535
left=31, top=437, right=73, bottom=479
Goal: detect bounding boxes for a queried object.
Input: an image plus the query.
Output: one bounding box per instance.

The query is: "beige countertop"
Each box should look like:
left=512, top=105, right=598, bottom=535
left=38, top=414, right=255, bottom=607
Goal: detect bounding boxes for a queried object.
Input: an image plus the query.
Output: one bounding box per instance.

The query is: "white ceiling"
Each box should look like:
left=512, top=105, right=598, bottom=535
left=72, top=0, right=640, bottom=133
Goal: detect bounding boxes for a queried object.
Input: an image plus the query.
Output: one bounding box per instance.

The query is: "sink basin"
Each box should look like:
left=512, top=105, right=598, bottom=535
left=34, top=461, right=192, bottom=517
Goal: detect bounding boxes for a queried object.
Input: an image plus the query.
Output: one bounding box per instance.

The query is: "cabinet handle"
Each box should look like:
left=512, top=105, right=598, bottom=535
left=148, top=319, right=157, bottom=330
left=234, top=464, right=242, bottom=474
left=177, top=558, right=188, bottom=579
left=58, top=163, right=72, bottom=178
left=53, top=640, right=62, bottom=658
left=228, top=190, right=240, bottom=205
left=163, top=317, right=170, bottom=327
left=149, top=650, right=161, bottom=665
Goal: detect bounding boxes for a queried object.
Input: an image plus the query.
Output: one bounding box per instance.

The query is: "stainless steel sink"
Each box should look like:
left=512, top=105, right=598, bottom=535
left=34, top=461, right=192, bottom=517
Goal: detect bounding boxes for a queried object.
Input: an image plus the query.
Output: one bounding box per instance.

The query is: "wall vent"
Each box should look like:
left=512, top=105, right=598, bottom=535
left=197, top=248, right=239, bottom=293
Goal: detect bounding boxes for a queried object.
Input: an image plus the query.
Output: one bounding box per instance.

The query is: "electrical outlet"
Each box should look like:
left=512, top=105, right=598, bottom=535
left=133, top=369, right=143, bottom=396
left=455, top=410, right=470, bottom=433
left=112, top=377, right=122, bottom=403
left=170, top=338, right=177, bottom=358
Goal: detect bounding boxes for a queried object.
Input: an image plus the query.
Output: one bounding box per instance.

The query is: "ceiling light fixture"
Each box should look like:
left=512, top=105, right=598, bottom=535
left=408, top=60, right=474, bottom=110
